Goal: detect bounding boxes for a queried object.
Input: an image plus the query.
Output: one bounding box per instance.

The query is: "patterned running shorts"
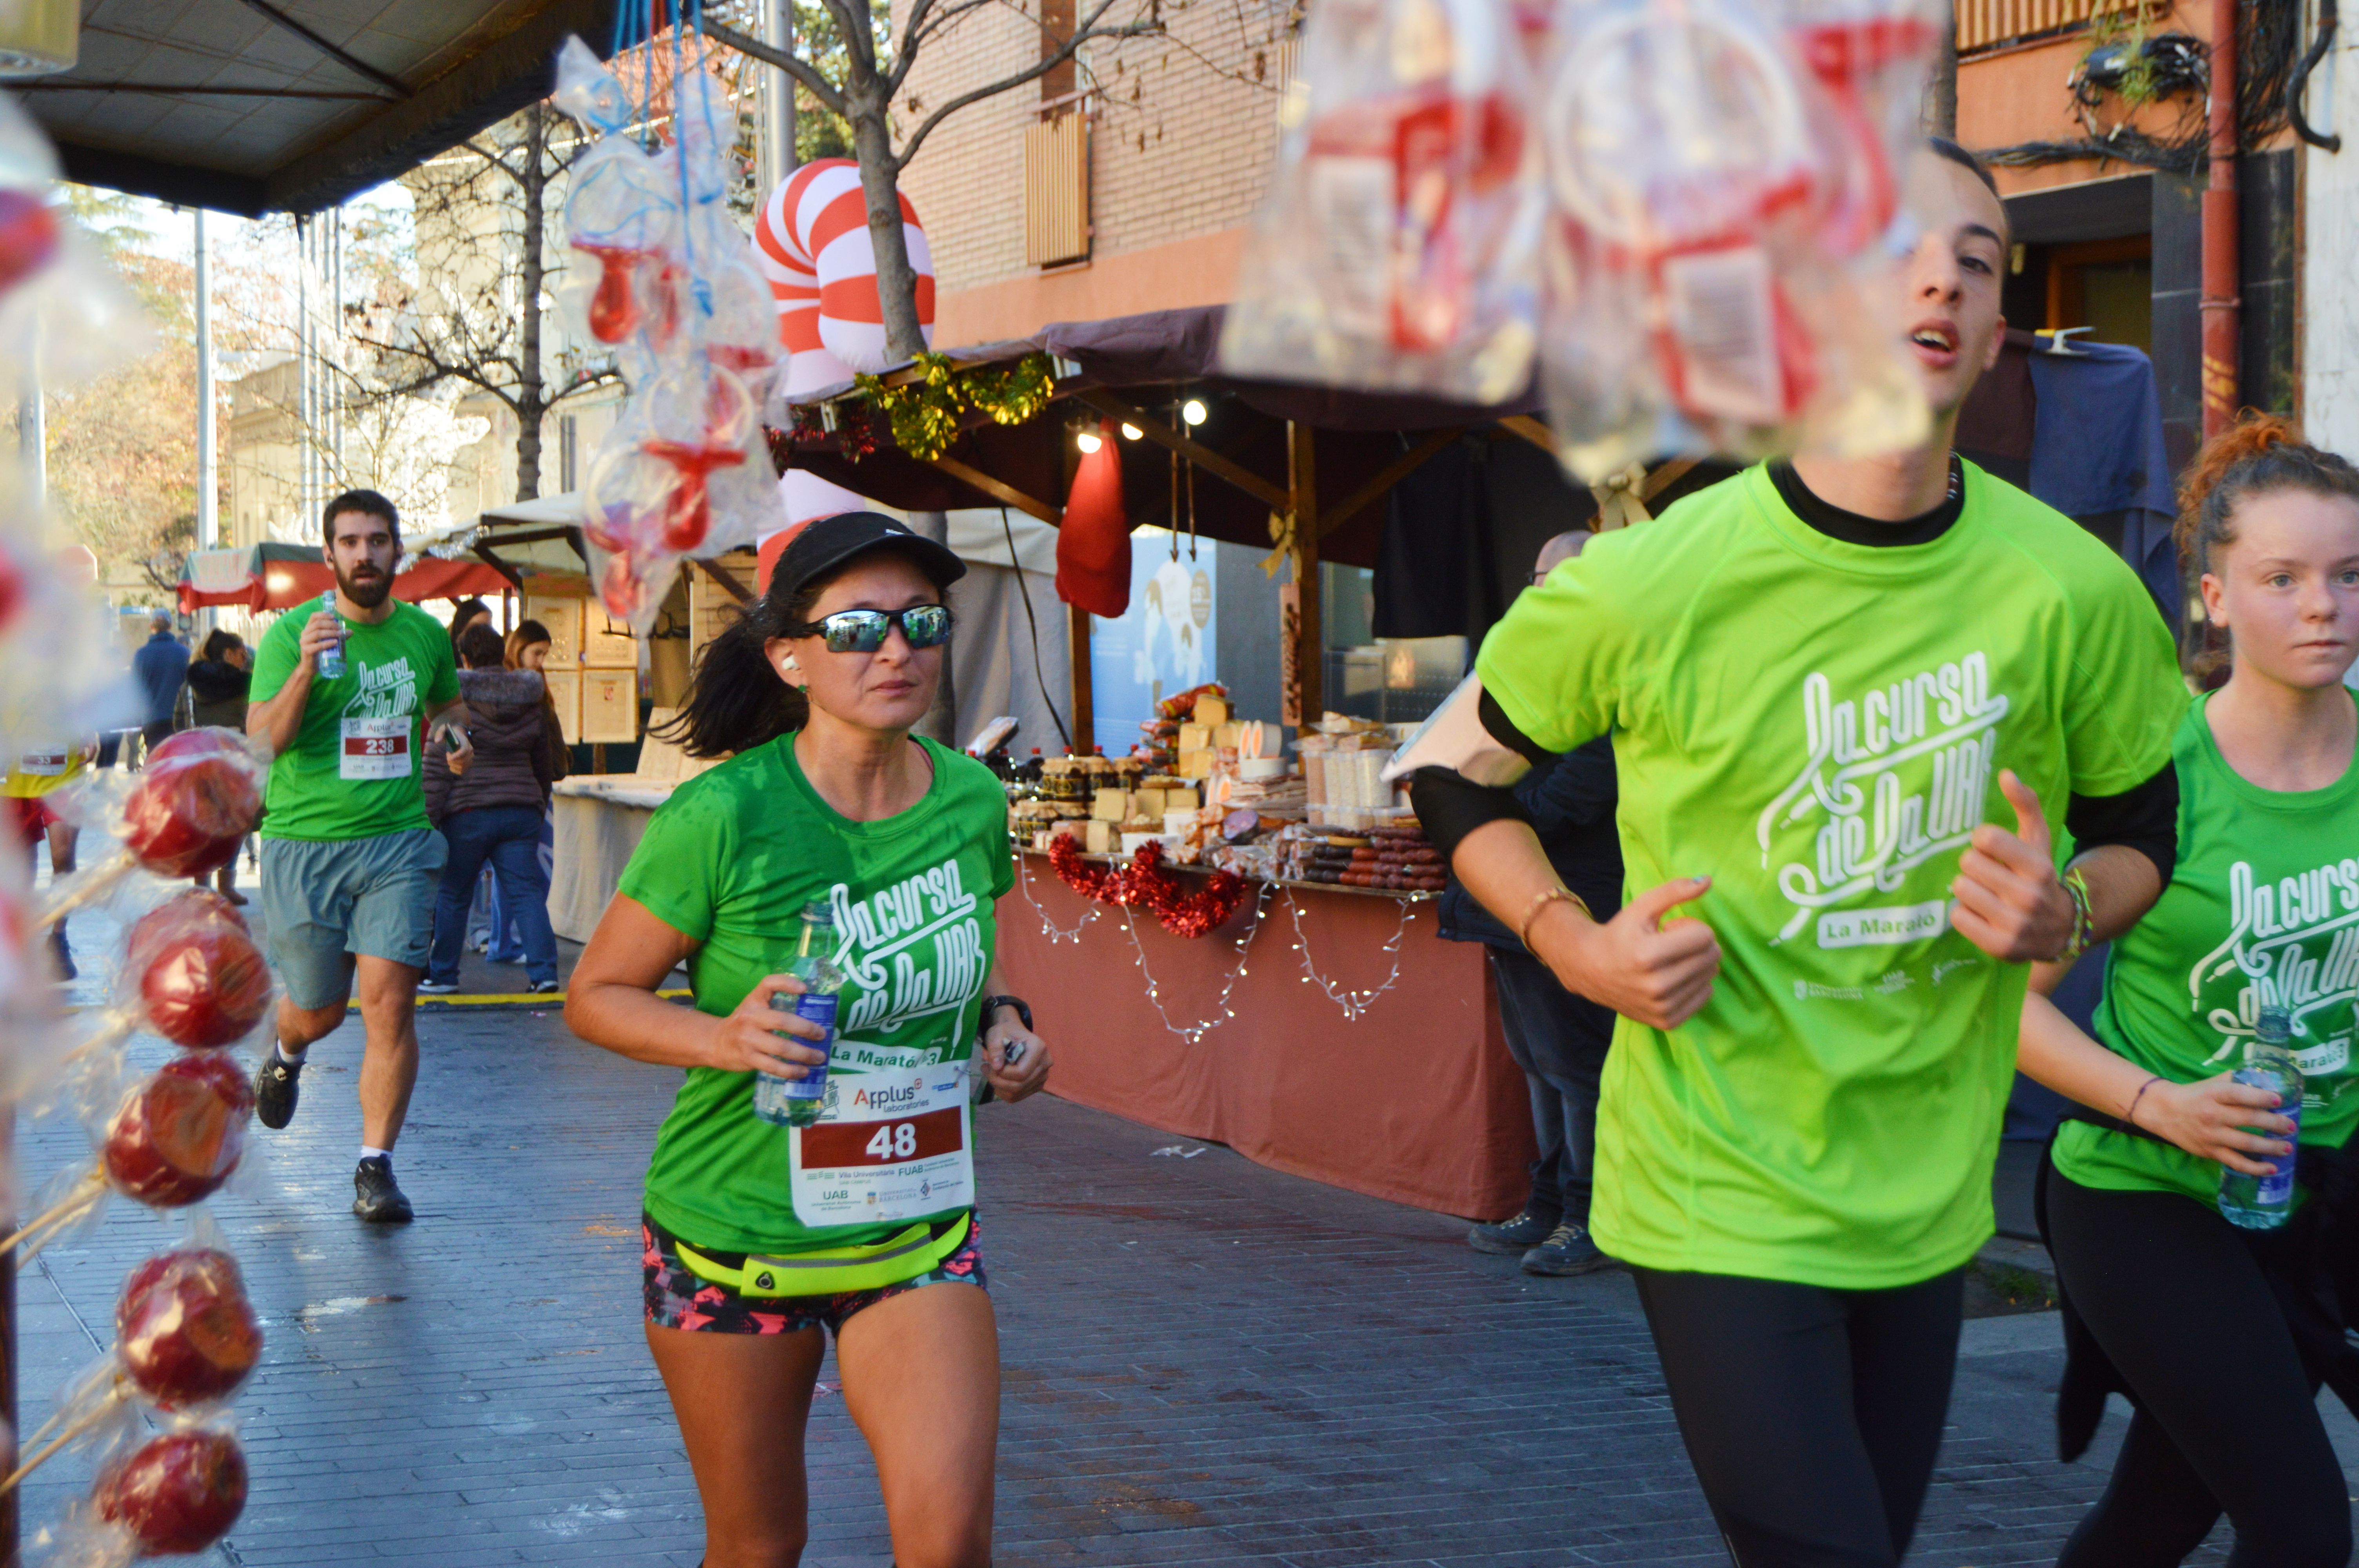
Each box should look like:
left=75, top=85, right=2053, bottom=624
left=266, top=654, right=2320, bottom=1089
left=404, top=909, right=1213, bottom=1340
left=641, top=1209, right=986, bottom=1336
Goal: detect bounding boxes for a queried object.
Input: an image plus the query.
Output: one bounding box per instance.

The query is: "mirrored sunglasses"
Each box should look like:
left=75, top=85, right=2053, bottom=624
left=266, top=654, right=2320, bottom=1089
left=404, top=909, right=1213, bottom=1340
left=803, top=604, right=954, bottom=653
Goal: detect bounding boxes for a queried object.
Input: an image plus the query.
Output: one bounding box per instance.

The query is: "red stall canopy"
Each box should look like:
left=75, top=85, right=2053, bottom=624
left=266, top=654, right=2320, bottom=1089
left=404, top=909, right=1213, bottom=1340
left=178, top=543, right=510, bottom=614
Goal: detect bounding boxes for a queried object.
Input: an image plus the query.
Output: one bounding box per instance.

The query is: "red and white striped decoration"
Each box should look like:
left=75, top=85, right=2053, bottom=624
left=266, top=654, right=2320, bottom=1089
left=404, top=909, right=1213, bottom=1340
left=751, top=159, right=936, bottom=580
left=753, top=158, right=934, bottom=383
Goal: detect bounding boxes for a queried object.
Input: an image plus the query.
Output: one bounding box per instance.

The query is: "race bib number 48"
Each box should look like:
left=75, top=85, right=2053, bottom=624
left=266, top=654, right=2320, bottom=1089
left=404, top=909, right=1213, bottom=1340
left=340, top=715, right=411, bottom=780
left=788, top=1044, right=973, bottom=1228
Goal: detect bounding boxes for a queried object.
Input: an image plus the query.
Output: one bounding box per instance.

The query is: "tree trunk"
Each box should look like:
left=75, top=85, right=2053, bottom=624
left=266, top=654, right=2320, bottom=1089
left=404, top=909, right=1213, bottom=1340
left=846, top=87, right=929, bottom=362
left=1925, top=18, right=1958, bottom=139
left=515, top=102, right=548, bottom=501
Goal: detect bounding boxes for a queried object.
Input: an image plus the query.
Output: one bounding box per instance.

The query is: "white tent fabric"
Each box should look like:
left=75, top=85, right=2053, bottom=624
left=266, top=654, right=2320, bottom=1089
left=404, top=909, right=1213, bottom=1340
left=941, top=508, right=1072, bottom=759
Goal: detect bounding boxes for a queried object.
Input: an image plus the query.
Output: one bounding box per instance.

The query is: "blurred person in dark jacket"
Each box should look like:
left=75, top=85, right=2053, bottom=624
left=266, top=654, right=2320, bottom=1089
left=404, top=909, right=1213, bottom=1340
left=419, top=622, right=565, bottom=994
left=480, top=619, right=568, bottom=966
left=1438, top=530, right=1624, bottom=1276
left=184, top=629, right=255, bottom=903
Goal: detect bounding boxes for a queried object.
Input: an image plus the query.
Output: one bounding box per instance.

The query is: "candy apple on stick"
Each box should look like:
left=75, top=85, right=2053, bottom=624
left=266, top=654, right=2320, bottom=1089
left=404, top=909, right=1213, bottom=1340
left=0, top=1052, right=256, bottom=1263
left=37, top=730, right=266, bottom=924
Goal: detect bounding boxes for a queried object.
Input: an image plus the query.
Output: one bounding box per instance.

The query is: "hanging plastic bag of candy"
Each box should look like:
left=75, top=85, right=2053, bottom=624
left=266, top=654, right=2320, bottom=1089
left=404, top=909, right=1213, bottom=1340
left=1535, top=0, right=1934, bottom=479
left=1220, top=0, right=1541, bottom=403
left=554, top=32, right=784, bottom=633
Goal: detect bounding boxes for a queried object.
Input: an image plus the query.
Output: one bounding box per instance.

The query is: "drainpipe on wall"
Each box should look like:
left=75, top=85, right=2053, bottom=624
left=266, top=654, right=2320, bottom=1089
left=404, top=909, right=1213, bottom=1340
left=2201, top=0, right=2242, bottom=436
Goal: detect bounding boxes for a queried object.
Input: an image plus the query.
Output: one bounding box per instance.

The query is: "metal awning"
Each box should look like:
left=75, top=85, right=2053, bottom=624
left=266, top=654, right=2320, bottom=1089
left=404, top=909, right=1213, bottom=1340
left=20, top=0, right=622, bottom=215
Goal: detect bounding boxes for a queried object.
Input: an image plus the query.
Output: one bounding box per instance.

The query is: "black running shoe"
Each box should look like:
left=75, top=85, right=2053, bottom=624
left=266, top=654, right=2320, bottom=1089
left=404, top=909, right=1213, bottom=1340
left=353, top=1156, right=413, bottom=1224
left=253, top=1052, right=302, bottom=1130
left=1522, top=1221, right=1614, bottom=1277
left=47, top=925, right=74, bottom=983
left=1467, top=1207, right=1563, bottom=1255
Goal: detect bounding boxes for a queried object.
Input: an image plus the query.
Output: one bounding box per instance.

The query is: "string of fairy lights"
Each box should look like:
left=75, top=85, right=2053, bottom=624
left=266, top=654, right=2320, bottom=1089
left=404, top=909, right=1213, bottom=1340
left=1014, top=845, right=1103, bottom=943
left=1121, top=879, right=1277, bottom=1045
left=1287, top=891, right=1416, bottom=1022
left=1016, top=848, right=1423, bottom=1038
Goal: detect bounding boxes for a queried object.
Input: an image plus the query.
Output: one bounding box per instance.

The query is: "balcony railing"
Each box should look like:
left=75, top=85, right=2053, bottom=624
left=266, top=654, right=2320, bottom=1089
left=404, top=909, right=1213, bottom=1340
left=1024, top=111, right=1090, bottom=269
left=1956, top=0, right=2151, bottom=54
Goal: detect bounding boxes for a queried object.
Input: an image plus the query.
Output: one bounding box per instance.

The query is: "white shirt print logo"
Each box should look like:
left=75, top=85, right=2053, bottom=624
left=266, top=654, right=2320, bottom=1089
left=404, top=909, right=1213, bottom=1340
left=2190, top=858, right=2359, bottom=1075
left=828, top=858, right=986, bottom=1035
left=1755, top=652, right=2009, bottom=944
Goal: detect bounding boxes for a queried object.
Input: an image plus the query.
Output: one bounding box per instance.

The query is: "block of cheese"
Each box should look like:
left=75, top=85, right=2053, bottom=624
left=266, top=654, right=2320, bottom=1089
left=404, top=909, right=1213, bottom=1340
left=1049, top=818, right=1086, bottom=843
left=1177, top=723, right=1212, bottom=751
left=1177, top=750, right=1216, bottom=779
left=1092, top=788, right=1130, bottom=821
left=1132, top=787, right=1167, bottom=818
left=1084, top=818, right=1116, bottom=853
left=1213, top=722, right=1243, bottom=750
left=1195, top=696, right=1229, bottom=726
left=1161, top=784, right=1198, bottom=810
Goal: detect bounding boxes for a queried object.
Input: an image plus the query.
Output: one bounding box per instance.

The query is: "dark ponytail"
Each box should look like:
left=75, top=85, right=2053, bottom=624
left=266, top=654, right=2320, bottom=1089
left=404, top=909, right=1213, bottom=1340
left=654, top=577, right=825, bottom=759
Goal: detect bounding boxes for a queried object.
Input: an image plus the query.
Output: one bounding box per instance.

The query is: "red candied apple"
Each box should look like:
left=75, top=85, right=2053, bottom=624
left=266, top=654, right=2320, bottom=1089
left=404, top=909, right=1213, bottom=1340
left=93, top=1429, right=247, bottom=1555
left=104, top=1053, right=255, bottom=1207
left=134, top=916, right=270, bottom=1049
left=121, top=735, right=264, bottom=879
left=115, top=1249, right=260, bottom=1408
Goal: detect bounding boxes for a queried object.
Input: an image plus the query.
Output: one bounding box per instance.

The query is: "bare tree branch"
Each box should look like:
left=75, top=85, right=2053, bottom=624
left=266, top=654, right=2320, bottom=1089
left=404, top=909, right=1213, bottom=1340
left=892, top=2, right=1161, bottom=170
left=703, top=18, right=854, bottom=119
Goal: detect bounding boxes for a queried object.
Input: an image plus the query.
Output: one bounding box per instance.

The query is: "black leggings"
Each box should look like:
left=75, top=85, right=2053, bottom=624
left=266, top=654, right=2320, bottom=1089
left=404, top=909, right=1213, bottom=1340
left=2046, top=1172, right=2352, bottom=1568
left=1632, top=1266, right=1964, bottom=1568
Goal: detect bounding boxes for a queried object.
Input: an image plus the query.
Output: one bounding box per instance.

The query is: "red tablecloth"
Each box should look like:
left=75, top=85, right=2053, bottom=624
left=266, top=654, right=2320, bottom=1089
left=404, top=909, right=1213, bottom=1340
left=996, top=854, right=1535, bottom=1219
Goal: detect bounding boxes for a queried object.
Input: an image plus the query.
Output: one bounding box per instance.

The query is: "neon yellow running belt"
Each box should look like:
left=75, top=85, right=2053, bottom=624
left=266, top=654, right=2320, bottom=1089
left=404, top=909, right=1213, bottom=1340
left=674, top=1212, right=970, bottom=1297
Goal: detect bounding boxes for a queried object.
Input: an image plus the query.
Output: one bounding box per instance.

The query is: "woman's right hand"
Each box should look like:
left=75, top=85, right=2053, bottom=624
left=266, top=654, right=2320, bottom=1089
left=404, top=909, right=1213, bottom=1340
left=708, top=975, right=832, bottom=1078
left=2136, top=1072, right=2297, bottom=1176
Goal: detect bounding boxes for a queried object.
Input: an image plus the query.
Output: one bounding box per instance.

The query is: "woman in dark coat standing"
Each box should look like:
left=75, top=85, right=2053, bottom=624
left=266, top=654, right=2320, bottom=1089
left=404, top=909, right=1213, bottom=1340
left=185, top=629, right=253, bottom=903
left=420, top=622, right=564, bottom=993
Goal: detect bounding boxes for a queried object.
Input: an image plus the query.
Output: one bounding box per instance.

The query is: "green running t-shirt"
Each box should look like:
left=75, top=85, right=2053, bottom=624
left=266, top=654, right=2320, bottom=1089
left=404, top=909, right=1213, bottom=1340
left=1475, top=462, right=2186, bottom=1289
left=622, top=734, right=1016, bottom=1255
left=2055, top=691, right=2359, bottom=1204
left=249, top=599, right=460, bottom=843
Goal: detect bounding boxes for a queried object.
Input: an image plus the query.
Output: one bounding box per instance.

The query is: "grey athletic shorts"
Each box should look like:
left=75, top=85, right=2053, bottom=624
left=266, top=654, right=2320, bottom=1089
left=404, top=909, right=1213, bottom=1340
left=259, top=828, right=447, bottom=1009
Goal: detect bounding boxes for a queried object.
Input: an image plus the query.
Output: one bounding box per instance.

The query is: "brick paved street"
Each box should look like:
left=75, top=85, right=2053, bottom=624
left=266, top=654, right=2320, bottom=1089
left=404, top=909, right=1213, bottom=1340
left=15, top=903, right=2357, bottom=1564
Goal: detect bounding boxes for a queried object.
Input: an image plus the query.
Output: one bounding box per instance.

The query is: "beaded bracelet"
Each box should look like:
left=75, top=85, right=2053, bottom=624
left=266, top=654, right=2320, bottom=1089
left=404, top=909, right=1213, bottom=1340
left=2124, top=1074, right=2165, bottom=1130
left=2052, top=866, right=2096, bottom=964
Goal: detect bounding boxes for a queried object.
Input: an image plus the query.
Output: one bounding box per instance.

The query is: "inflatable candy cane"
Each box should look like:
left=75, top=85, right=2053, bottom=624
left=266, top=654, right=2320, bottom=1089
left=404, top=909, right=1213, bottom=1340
left=752, top=160, right=936, bottom=585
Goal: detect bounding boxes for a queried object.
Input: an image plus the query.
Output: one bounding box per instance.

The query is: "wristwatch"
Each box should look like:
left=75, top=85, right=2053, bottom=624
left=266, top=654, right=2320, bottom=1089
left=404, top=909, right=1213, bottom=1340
left=978, top=994, right=1032, bottom=1038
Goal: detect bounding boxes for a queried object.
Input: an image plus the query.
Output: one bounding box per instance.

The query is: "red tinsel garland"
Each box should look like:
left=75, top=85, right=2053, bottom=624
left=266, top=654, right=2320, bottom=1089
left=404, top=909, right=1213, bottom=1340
left=1048, top=836, right=1246, bottom=938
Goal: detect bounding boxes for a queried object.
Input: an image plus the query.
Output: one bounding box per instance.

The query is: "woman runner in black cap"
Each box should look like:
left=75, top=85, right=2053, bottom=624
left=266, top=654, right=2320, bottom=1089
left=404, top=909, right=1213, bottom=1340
left=567, top=512, right=1054, bottom=1568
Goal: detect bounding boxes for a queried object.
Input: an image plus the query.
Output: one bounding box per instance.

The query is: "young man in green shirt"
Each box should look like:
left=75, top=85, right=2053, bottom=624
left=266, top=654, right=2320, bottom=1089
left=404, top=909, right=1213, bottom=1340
left=1410, top=142, right=2188, bottom=1566
left=247, top=490, right=473, bottom=1224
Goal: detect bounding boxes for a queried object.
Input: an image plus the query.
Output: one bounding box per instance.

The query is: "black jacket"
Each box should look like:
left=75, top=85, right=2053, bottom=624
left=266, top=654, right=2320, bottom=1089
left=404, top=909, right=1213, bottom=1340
left=1437, top=737, right=1623, bottom=947
left=423, top=668, right=566, bottom=822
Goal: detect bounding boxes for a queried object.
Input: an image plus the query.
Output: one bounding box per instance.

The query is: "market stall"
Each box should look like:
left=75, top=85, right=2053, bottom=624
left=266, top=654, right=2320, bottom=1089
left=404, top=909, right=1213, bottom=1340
left=998, top=849, right=1532, bottom=1219
left=175, top=540, right=511, bottom=614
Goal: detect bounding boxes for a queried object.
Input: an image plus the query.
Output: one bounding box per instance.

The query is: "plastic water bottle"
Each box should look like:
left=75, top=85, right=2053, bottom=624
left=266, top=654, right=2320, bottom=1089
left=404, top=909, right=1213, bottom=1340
left=755, top=901, right=841, bottom=1127
left=2220, top=1005, right=2303, bottom=1229
left=313, top=592, right=345, bottom=680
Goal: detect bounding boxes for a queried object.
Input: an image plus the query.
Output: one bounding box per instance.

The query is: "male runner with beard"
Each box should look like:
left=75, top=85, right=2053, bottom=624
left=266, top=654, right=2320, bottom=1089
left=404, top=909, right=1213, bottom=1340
left=247, top=490, right=473, bottom=1223
left=1411, top=142, right=2189, bottom=1565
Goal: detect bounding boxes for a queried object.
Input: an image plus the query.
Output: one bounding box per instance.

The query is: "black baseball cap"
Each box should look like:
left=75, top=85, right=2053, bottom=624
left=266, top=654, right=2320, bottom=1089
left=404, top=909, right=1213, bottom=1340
left=767, top=512, right=966, bottom=602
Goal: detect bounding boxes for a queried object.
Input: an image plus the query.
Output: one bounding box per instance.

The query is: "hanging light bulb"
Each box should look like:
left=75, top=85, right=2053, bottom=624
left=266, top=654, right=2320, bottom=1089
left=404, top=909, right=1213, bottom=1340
left=1182, top=399, right=1207, bottom=426
left=1120, top=423, right=1142, bottom=441
left=1075, top=427, right=1103, bottom=454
